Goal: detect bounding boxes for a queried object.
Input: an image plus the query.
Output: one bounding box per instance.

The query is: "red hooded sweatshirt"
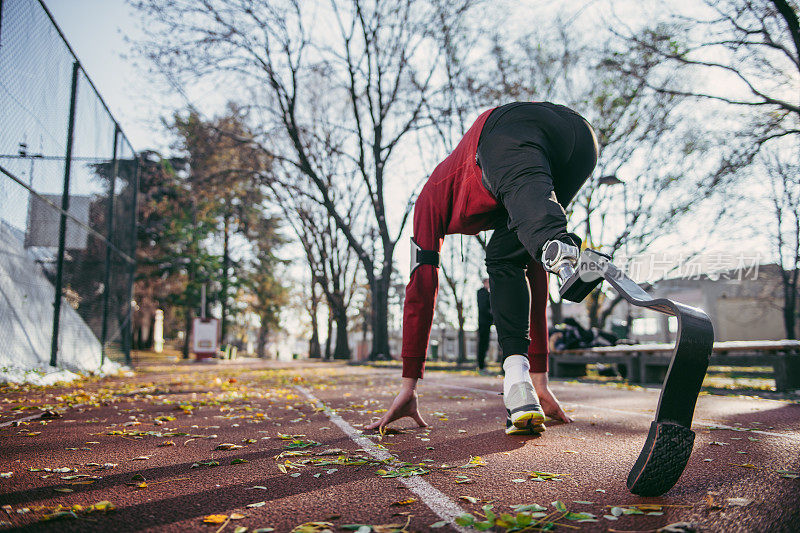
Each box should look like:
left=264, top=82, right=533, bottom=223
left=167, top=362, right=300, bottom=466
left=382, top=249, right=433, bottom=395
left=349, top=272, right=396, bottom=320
left=401, top=108, right=550, bottom=378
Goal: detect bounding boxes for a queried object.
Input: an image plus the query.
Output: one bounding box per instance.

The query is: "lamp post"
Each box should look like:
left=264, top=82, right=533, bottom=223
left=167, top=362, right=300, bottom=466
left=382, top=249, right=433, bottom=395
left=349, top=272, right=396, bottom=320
left=598, top=174, right=632, bottom=338
left=597, top=174, right=628, bottom=250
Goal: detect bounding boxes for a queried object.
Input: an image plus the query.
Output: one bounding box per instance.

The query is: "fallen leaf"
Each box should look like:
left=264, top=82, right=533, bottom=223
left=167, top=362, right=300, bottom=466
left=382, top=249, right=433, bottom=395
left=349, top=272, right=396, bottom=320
left=216, top=443, right=243, bottom=451
left=460, top=496, right=479, bottom=504
left=54, top=488, right=74, bottom=493
left=316, top=449, right=345, bottom=456
left=290, top=521, right=334, bottom=533
left=638, top=504, right=663, bottom=512
left=230, top=513, right=246, bottom=520
left=247, top=502, right=266, bottom=508
left=203, top=514, right=228, bottom=524
left=727, top=497, right=752, bottom=507
left=461, top=456, right=487, bottom=468
left=391, top=498, right=417, bottom=506
left=87, top=501, right=116, bottom=512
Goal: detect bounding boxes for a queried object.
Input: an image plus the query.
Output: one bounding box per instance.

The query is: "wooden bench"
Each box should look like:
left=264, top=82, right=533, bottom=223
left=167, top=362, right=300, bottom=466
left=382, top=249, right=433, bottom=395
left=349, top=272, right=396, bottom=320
left=549, top=340, right=800, bottom=392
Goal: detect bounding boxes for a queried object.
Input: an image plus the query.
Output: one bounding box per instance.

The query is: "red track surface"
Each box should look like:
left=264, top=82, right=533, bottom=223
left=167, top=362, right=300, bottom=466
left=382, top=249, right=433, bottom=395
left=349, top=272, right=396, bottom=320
left=0, top=360, right=798, bottom=532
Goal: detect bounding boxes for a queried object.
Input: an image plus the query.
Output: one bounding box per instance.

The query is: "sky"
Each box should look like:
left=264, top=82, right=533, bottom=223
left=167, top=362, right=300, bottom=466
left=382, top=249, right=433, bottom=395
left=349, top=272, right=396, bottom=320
left=43, top=0, right=171, bottom=151
left=38, top=0, right=782, bottom=283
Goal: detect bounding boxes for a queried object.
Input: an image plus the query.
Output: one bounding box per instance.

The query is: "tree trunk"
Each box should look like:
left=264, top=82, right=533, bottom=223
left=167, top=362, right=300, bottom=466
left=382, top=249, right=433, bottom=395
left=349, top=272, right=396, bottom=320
left=587, top=288, right=602, bottom=329
left=145, top=313, right=155, bottom=350
left=257, top=320, right=269, bottom=358
left=324, top=313, right=333, bottom=360
left=369, top=272, right=391, bottom=360
left=220, top=214, right=230, bottom=343
left=455, top=302, right=466, bottom=365
left=332, top=301, right=351, bottom=359
left=784, top=283, right=797, bottom=339
left=550, top=297, right=563, bottom=325
left=309, top=280, right=322, bottom=358
left=182, top=310, right=192, bottom=359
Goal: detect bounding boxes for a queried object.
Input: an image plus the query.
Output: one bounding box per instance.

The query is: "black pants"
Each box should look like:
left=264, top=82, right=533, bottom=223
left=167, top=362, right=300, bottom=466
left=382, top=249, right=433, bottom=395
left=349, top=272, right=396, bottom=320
left=476, top=320, right=491, bottom=369
left=477, top=102, right=598, bottom=360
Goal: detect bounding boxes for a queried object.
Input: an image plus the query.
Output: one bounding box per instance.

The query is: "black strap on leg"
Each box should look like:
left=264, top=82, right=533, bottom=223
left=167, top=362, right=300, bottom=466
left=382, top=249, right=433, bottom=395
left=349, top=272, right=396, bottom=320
left=410, top=237, right=440, bottom=276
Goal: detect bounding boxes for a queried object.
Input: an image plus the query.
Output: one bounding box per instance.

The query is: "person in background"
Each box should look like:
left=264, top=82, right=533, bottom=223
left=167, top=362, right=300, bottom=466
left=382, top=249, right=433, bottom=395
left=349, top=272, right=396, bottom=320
left=476, top=278, right=493, bottom=373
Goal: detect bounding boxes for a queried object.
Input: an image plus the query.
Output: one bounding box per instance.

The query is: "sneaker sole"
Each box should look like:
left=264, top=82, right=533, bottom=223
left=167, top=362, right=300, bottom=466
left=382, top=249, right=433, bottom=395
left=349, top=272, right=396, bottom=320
left=510, top=408, right=545, bottom=429
left=505, top=422, right=546, bottom=435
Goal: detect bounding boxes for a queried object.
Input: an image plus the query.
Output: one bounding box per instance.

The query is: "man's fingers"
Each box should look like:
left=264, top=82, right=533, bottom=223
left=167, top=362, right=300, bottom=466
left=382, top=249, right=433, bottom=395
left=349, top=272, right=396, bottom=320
left=365, top=413, right=390, bottom=430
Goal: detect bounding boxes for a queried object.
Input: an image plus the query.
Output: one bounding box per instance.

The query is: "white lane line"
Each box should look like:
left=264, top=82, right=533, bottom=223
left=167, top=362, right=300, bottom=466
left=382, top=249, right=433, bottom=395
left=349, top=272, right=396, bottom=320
left=295, top=386, right=471, bottom=533
left=428, top=381, right=800, bottom=442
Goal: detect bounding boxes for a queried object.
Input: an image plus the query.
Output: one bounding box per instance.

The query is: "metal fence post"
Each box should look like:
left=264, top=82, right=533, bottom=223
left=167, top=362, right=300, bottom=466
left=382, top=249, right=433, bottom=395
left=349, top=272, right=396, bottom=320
left=100, top=124, right=120, bottom=365
left=123, top=154, right=140, bottom=366
left=49, top=60, right=80, bottom=368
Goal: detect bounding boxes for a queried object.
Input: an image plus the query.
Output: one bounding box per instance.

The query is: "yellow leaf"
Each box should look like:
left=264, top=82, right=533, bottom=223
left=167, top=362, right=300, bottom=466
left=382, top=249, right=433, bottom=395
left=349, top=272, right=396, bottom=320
left=54, top=488, right=73, bottom=493
left=391, top=498, right=417, bottom=506
left=230, top=513, right=246, bottom=520
left=216, top=443, right=243, bottom=451
left=290, top=521, right=334, bottom=533
left=277, top=464, right=287, bottom=474
left=638, top=504, right=662, bottom=511
left=203, top=514, right=228, bottom=524
left=88, top=501, right=115, bottom=512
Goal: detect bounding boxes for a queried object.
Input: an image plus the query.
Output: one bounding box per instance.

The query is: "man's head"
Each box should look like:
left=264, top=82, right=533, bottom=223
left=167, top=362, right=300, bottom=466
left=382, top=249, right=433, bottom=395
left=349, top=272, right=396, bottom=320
left=483, top=278, right=490, bottom=290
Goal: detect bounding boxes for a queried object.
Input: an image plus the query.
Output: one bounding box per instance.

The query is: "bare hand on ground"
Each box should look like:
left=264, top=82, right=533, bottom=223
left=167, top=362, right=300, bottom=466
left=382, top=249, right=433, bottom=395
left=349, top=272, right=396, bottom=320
left=365, top=378, right=428, bottom=431
left=531, top=372, right=573, bottom=423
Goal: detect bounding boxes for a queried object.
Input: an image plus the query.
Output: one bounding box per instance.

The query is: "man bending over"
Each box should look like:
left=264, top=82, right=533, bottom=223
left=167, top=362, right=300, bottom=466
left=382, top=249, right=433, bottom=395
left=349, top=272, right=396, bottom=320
left=367, top=102, right=598, bottom=435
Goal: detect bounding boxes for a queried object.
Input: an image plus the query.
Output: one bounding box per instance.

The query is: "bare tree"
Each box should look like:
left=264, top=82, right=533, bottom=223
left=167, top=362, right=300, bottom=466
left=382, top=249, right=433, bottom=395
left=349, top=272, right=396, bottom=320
left=272, top=182, right=362, bottom=359
left=606, top=0, right=800, bottom=186
left=132, top=0, right=479, bottom=359
left=438, top=238, right=484, bottom=364
left=766, top=148, right=800, bottom=338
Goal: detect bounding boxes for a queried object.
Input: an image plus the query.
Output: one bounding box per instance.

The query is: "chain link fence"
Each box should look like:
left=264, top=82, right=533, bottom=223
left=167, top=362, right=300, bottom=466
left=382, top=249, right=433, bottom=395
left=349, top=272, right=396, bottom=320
left=0, top=0, right=138, bottom=373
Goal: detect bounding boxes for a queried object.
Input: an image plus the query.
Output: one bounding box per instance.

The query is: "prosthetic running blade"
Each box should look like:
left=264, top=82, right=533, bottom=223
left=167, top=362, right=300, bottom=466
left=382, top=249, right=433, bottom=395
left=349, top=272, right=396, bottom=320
left=559, top=249, right=714, bottom=496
